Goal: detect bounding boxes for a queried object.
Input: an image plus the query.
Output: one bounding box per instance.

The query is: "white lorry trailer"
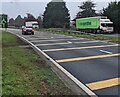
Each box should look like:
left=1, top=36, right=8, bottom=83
left=25, top=21, right=39, bottom=28
left=76, top=16, right=113, bottom=33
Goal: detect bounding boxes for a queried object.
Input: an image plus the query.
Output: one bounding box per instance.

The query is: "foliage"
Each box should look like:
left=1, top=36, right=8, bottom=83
left=14, top=15, right=24, bottom=27
left=43, top=0, right=70, bottom=28
left=9, top=15, right=24, bottom=27
left=9, top=13, right=37, bottom=27
left=9, top=18, right=15, bottom=26
left=25, top=13, right=36, bottom=21
left=76, top=0, right=96, bottom=19
left=102, top=1, right=120, bottom=33
left=37, top=16, right=43, bottom=28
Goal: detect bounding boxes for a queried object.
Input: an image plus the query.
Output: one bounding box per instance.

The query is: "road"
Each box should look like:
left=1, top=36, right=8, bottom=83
left=7, top=29, right=120, bottom=96
left=100, top=33, right=120, bottom=38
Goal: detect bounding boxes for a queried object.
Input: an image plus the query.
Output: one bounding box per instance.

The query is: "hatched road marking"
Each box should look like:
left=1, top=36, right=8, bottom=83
left=100, top=50, right=113, bottom=54
left=67, top=41, right=72, bottom=43
left=43, top=44, right=118, bottom=52
left=27, top=37, right=73, bottom=40
left=56, top=53, right=120, bottom=63
left=86, top=78, right=120, bottom=91
left=30, top=38, right=84, bottom=42
left=35, top=40, right=100, bottom=46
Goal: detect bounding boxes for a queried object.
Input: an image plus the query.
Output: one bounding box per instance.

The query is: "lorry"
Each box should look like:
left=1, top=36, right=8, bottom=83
left=25, top=21, right=39, bottom=28
left=76, top=16, right=113, bottom=33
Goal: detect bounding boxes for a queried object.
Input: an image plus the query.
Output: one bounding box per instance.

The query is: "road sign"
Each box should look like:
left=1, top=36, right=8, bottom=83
left=0, top=14, right=8, bottom=28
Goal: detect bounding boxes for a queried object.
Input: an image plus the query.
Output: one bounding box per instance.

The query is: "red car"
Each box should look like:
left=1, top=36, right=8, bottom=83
left=22, top=26, right=34, bottom=35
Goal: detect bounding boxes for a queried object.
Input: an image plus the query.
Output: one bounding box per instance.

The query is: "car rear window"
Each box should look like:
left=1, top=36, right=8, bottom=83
left=26, top=26, right=33, bottom=28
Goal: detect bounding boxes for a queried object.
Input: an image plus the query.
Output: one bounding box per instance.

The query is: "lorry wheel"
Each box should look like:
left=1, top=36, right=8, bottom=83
left=93, top=30, right=97, bottom=34
left=108, top=32, right=112, bottom=34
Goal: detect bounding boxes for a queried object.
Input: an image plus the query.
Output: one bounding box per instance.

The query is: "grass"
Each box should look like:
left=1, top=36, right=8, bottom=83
left=2, top=31, right=73, bottom=95
left=37, top=28, right=120, bottom=43
left=36, top=28, right=64, bottom=32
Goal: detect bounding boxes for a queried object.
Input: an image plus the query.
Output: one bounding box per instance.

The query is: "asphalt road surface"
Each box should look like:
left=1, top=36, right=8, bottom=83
left=101, top=33, right=120, bottom=38
left=7, top=29, right=120, bottom=96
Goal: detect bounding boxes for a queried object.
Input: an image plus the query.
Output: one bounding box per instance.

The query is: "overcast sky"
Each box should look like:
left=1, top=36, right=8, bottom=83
left=1, top=0, right=119, bottom=20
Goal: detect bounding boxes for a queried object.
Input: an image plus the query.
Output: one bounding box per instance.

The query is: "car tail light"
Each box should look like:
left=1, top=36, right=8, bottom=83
left=32, top=29, right=34, bottom=32
left=23, top=29, right=26, bottom=32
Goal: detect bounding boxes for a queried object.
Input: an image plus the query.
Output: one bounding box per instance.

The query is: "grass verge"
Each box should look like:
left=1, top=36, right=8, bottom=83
left=2, top=31, right=73, bottom=95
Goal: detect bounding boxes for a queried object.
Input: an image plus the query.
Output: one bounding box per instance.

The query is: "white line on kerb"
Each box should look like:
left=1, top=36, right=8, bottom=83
left=100, top=50, right=113, bottom=54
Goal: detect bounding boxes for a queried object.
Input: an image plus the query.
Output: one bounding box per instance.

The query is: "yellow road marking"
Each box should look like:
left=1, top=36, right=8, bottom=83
left=35, top=40, right=99, bottom=46
left=43, top=44, right=118, bottom=52
left=31, top=38, right=84, bottom=42
left=86, top=78, right=120, bottom=91
left=56, top=53, right=120, bottom=63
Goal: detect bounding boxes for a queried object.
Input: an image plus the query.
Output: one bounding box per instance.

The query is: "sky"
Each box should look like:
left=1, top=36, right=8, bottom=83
left=1, top=0, right=119, bottom=20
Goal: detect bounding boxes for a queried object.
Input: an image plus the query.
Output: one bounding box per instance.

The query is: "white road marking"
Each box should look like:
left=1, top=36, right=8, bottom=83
left=100, top=50, right=113, bottom=54
left=67, top=41, right=72, bottom=43
left=31, top=38, right=84, bottom=42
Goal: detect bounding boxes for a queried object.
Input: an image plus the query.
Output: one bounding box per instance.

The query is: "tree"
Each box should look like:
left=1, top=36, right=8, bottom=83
left=26, top=13, right=36, bottom=21
left=9, top=18, right=15, bottom=26
left=14, top=15, right=24, bottom=27
left=37, top=16, right=43, bottom=28
left=43, top=0, right=70, bottom=28
left=76, top=0, right=96, bottom=18
left=102, top=1, right=119, bottom=33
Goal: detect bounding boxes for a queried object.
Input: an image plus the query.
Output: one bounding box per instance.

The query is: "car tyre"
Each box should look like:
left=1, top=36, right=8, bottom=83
left=22, top=32, right=24, bottom=35
left=32, top=32, right=34, bottom=35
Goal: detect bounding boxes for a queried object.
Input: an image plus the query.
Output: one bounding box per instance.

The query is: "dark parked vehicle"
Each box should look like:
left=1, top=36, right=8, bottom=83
left=22, top=26, right=34, bottom=35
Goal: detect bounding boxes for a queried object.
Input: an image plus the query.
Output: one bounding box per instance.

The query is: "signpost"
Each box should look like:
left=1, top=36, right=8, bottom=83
left=0, top=14, right=8, bottom=31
